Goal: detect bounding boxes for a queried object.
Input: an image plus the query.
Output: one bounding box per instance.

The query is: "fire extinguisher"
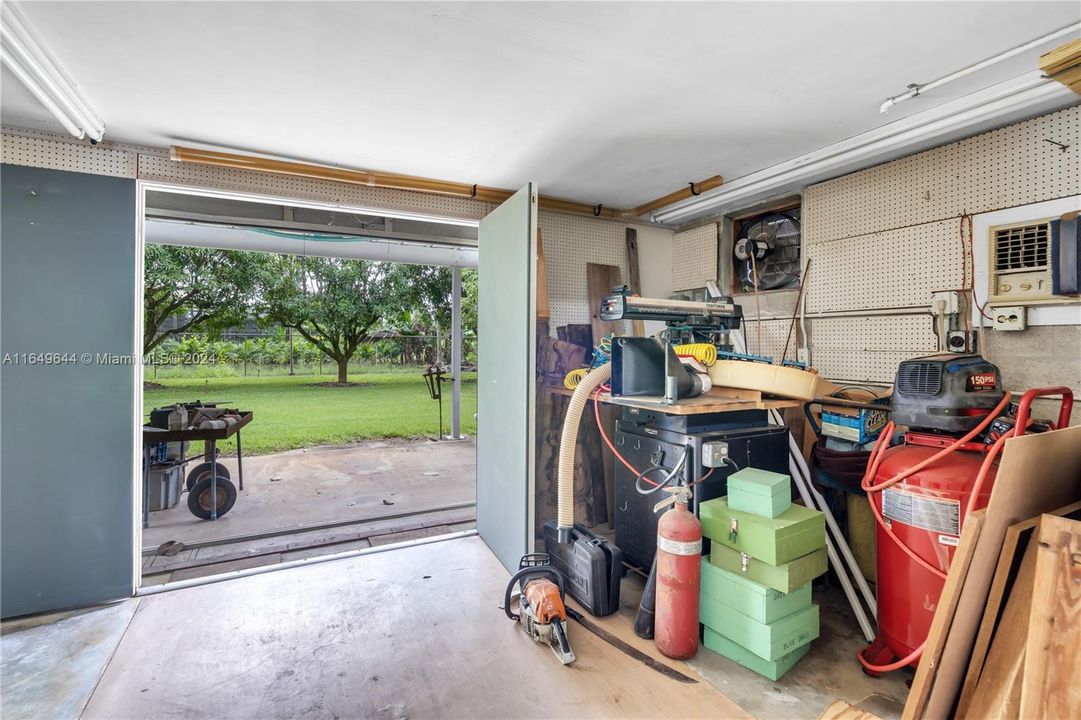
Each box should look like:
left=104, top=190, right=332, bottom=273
left=655, top=486, right=702, bottom=660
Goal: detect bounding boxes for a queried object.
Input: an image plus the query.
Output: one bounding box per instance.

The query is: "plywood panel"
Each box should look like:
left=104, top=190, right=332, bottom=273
left=956, top=501, right=1081, bottom=717
left=903, top=510, right=986, bottom=720
left=1019, top=515, right=1081, bottom=720
left=920, top=425, right=1081, bottom=718
left=959, top=539, right=1037, bottom=720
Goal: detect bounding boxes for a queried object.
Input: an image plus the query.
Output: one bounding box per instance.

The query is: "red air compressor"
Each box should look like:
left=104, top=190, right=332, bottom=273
left=858, top=354, right=1073, bottom=674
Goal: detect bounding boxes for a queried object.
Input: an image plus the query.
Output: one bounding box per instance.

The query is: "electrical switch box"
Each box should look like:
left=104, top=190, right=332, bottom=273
left=992, top=305, right=1026, bottom=331
left=702, top=441, right=729, bottom=468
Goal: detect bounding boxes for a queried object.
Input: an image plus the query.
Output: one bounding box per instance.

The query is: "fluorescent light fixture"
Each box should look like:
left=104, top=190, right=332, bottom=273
left=653, top=71, right=1075, bottom=225
left=880, top=22, right=1081, bottom=114
left=145, top=217, right=479, bottom=269
left=0, top=2, right=104, bottom=141
left=144, top=181, right=482, bottom=228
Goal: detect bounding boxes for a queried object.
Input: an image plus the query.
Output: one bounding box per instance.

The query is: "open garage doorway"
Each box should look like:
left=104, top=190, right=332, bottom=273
left=135, top=183, right=480, bottom=588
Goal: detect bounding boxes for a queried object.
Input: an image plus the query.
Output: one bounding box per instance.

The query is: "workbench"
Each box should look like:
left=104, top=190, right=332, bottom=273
left=141, top=411, right=253, bottom=528
left=599, top=388, right=800, bottom=415
left=554, top=386, right=801, bottom=414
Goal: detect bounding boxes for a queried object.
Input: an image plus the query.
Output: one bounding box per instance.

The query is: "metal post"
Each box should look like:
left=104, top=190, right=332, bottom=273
left=451, top=267, right=462, bottom=439
left=287, top=326, right=295, bottom=375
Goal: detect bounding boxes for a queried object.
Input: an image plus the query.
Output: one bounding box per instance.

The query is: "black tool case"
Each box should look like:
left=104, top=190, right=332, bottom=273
left=542, top=521, right=622, bottom=616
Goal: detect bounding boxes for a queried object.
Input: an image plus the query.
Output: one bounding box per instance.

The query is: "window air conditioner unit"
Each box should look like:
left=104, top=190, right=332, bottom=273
left=988, top=216, right=1079, bottom=305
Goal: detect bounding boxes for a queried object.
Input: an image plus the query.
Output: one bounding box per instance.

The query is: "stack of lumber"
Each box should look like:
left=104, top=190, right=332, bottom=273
left=697, top=468, right=827, bottom=680
left=901, top=425, right=1081, bottom=720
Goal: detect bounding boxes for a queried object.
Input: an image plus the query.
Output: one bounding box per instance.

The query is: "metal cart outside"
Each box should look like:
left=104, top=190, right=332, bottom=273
left=141, top=411, right=253, bottom=527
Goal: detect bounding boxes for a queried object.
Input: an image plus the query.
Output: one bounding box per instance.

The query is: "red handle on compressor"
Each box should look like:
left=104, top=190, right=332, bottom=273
left=1014, top=386, right=1074, bottom=432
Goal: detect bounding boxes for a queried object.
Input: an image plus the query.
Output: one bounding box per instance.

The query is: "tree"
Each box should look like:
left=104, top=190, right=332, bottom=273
left=257, top=255, right=402, bottom=384
left=143, top=245, right=265, bottom=354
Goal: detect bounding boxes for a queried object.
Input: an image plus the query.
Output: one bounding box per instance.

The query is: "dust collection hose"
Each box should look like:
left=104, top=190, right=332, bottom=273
left=557, top=362, right=612, bottom=539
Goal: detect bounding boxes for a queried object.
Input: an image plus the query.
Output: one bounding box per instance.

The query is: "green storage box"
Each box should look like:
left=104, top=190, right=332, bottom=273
left=709, top=543, right=828, bottom=594
left=700, top=496, right=825, bottom=565
left=701, top=557, right=811, bottom=623
left=727, top=467, right=791, bottom=518
left=700, top=596, right=819, bottom=661
left=703, top=627, right=810, bottom=681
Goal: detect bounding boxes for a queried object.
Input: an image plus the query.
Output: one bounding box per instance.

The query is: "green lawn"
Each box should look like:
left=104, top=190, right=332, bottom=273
left=144, top=372, right=477, bottom=456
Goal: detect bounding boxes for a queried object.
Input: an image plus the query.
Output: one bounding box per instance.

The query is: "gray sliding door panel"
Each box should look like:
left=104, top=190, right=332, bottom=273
left=1, top=164, right=137, bottom=617
left=476, top=184, right=537, bottom=572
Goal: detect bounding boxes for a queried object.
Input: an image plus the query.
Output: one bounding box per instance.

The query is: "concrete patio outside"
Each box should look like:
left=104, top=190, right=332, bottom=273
left=141, top=438, right=476, bottom=584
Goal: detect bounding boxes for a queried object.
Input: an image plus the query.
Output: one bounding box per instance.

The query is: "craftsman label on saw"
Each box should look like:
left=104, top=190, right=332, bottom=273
left=881, top=488, right=960, bottom=535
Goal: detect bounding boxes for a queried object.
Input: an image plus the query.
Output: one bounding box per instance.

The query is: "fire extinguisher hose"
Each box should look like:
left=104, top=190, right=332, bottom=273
left=856, top=391, right=1012, bottom=673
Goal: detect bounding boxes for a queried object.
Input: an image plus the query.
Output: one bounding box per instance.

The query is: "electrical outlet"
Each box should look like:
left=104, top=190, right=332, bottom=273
left=702, top=441, right=729, bottom=468
left=992, top=306, right=1026, bottom=331
left=930, top=291, right=961, bottom=316
left=797, top=348, right=809, bottom=365
left=947, top=330, right=977, bottom=353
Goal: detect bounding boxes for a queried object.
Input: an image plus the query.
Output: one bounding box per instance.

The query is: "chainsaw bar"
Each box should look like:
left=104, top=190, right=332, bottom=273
left=564, top=607, right=698, bottom=684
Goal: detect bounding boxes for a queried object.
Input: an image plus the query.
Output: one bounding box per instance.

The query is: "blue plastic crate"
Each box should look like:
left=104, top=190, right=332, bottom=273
left=821, top=406, right=889, bottom=444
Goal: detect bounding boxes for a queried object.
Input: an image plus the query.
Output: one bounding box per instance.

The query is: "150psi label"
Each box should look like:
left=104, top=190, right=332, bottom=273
left=882, top=488, right=960, bottom=536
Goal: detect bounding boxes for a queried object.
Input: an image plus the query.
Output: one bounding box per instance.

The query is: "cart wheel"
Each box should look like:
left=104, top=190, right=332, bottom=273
left=187, top=477, right=238, bottom=520
left=185, top=462, right=231, bottom=491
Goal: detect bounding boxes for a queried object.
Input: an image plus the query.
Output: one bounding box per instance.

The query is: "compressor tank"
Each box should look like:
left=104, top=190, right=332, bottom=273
left=870, top=440, right=998, bottom=662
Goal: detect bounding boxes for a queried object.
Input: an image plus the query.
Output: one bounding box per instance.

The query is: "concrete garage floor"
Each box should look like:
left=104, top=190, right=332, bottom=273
left=2, top=536, right=909, bottom=720
left=141, top=439, right=476, bottom=584
left=605, top=541, right=911, bottom=720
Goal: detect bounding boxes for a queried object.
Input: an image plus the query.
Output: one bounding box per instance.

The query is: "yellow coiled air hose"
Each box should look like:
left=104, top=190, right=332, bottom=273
left=674, top=343, right=717, bottom=366
left=563, top=368, right=589, bottom=390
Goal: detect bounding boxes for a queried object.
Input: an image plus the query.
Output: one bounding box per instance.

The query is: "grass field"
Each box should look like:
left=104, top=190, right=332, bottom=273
left=144, top=371, right=477, bottom=456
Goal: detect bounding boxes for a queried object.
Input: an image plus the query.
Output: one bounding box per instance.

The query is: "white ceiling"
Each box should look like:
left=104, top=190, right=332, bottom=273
left=2, top=2, right=1079, bottom=207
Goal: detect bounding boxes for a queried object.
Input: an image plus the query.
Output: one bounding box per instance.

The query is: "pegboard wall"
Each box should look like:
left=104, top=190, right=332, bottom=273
left=1, top=126, right=650, bottom=340
left=805, top=218, right=965, bottom=313
left=811, top=315, right=938, bottom=382
left=804, top=106, right=1080, bottom=243
left=802, top=106, right=1080, bottom=383
left=1, top=126, right=498, bottom=221
left=137, top=153, right=497, bottom=222
left=737, top=318, right=801, bottom=365
left=1, top=129, right=137, bottom=177
left=540, top=210, right=632, bottom=332
left=672, top=223, right=718, bottom=291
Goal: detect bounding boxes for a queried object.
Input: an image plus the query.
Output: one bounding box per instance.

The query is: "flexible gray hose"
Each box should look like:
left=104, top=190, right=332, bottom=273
left=557, top=362, right=612, bottom=529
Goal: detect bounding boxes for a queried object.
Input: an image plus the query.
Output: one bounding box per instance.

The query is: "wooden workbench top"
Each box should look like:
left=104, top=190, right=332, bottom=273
left=548, top=386, right=800, bottom=415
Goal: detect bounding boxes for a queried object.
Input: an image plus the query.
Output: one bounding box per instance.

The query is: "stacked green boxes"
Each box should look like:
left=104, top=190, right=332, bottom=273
left=697, top=472, right=827, bottom=680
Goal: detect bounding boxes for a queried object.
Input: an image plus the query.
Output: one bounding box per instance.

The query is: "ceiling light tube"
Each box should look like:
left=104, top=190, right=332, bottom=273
left=880, top=22, right=1081, bottom=114
left=653, top=71, right=1072, bottom=225
left=0, top=3, right=104, bottom=141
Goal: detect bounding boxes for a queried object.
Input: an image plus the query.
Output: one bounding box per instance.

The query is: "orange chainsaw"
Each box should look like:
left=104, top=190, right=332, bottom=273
left=504, top=553, right=575, bottom=665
